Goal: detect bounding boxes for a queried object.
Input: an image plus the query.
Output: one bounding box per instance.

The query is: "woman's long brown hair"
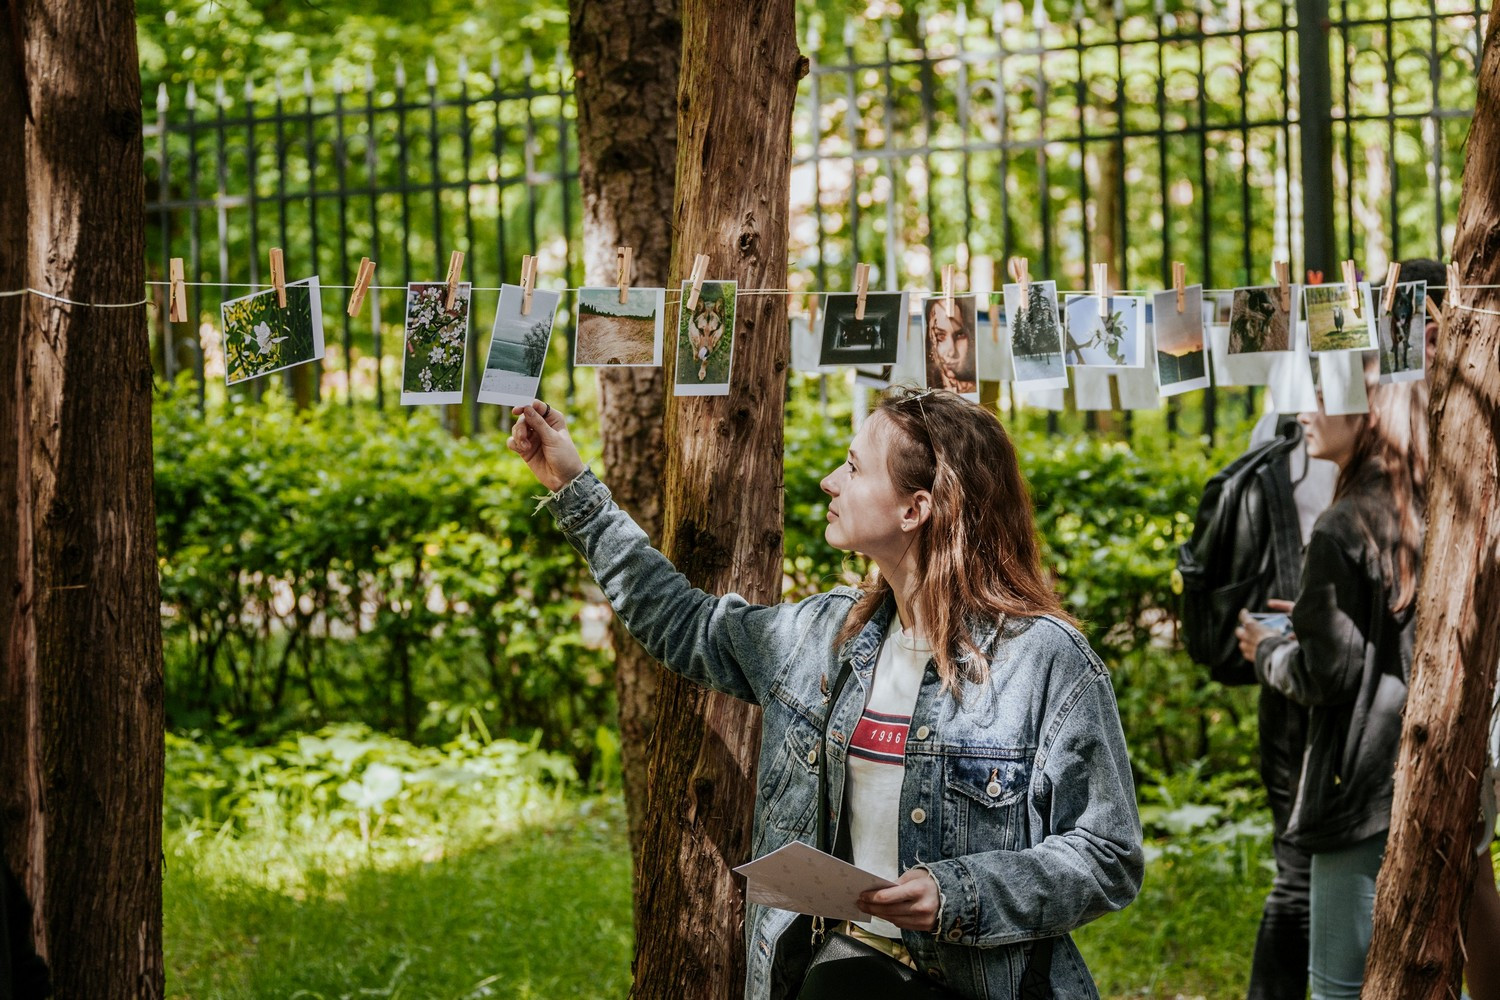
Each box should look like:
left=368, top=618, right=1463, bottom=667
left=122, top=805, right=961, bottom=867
left=1335, top=375, right=1429, bottom=614
left=834, top=388, right=1072, bottom=690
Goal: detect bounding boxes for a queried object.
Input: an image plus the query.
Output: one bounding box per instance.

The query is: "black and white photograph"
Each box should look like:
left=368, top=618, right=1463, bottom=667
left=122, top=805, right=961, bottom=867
left=1227, top=285, right=1293, bottom=354
left=1000, top=280, right=1068, bottom=389
left=1375, top=280, right=1426, bottom=382
left=1152, top=285, right=1208, bottom=395
left=1304, top=284, right=1377, bottom=353
left=574, top=287, right=666, bottom=366
left=1063, top=294, right=1145, bottom=368
left=921, top=295, right=979, bottom=397
left=816, top=291, right=909, bottom=368
left=477, top=284, right=561, bottom=406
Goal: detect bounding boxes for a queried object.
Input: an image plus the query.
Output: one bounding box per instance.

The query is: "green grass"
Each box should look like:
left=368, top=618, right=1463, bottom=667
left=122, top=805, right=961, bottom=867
left=165, top=800, right=632, bottom=999
left=167, top=795, right=1273, bottom=999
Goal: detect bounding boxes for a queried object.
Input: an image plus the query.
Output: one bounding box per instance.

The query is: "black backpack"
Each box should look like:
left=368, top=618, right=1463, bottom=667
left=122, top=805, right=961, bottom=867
left=1177, top=418, right=1306, bottom=686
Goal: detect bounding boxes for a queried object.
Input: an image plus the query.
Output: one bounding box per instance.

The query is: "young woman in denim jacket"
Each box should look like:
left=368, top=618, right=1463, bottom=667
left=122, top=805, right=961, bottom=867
left=1236, top=374, right=1428, bottom=1000
left=508, top=387, right=1143, bottom=1000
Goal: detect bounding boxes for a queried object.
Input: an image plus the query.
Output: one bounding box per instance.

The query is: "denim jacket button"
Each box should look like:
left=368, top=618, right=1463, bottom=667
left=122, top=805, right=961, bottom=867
left=914, top=725, right=930, bottom=740
left=986, top=780, right=1002, bottom=797
left=806, top=748, right=818, bottom=765
left=910, top=808, right=927, bottom=824
left=947, top=928, right=962, bottom=942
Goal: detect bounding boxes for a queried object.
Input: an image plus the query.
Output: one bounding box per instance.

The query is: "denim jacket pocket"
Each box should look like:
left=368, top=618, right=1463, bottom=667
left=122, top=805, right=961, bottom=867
left=763, top=714, right=822, bottom=837
left=941, top=749, right=1034, bottom=855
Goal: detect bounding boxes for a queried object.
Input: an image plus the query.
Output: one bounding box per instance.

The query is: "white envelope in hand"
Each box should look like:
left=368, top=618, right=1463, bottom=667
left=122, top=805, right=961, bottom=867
left=733, top=841, right=895, bottom=922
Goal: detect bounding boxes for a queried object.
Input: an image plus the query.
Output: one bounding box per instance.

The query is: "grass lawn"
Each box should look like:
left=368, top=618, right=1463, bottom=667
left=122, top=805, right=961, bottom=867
left=166, top=797, right=1271, bottom=999
left=165, top=802, right=632, bottom=999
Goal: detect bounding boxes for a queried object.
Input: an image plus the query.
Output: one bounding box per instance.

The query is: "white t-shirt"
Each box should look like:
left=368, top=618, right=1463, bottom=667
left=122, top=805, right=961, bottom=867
left=846, top=619, right=930, bottom=938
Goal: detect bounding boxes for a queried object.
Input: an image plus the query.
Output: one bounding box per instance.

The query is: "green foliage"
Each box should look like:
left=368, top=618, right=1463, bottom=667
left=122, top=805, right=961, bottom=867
left=154, top=382, right=614, bottom=769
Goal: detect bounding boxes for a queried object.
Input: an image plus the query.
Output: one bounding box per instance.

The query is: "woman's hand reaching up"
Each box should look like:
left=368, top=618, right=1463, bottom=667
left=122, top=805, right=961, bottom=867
left=506, top=400, right=585, bottom=492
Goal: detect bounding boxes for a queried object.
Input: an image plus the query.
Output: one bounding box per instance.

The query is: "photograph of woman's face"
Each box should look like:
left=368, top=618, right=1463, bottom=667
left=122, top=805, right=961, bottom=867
left=924, top=298, right=977, bottom=394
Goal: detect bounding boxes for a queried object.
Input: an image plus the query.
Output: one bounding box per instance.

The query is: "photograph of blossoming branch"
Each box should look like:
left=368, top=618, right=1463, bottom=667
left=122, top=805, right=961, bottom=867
left=219, top=277, right=326, bottom=386
left=401, top=281, right=471, bottom=404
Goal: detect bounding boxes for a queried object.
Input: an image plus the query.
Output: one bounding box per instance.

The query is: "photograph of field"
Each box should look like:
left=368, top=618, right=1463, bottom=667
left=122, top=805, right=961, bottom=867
left=1304, top=283, right=1377, bottom=353
left=575, top=288, right=665, bottom=366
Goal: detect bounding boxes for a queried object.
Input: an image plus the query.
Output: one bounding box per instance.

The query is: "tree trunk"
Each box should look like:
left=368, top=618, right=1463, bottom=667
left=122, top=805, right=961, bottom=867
left=0, top=3, right=165, bottom=997
left=1362, top=5, right=1500, bottom=995
left=567, top=0, right=681, bottom=887
left=629, top=2, right=801, bottom=996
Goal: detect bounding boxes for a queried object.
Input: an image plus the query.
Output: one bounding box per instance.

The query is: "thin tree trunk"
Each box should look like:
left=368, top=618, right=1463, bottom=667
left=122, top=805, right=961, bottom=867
left=630, top=2, right=802, bottom=996
left=567, top=0, right=681, bottom=886
left=1363, top=5, right=1500, bottom=995
left=0, top=3, right=165, bottom=997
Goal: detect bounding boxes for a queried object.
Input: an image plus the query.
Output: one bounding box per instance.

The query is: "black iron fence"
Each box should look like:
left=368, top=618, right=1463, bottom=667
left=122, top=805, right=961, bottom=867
left=143, top=0, right=1486, bottom=433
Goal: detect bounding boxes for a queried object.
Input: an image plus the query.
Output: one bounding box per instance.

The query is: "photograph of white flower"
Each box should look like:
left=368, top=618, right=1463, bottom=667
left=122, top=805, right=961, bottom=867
left=219, top=277, right=325, bottom=385
left=400, top=282, right=471, bottom=405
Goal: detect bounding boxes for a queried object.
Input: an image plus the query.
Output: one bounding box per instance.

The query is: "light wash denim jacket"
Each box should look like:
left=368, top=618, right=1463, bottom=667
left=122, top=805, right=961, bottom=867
left=545, top=470, right=1143, bottom=1000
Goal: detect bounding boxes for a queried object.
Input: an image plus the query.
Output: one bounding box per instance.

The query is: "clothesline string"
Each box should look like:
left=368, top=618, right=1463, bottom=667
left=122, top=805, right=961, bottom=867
left=3, top=280, right=1500, bottom=311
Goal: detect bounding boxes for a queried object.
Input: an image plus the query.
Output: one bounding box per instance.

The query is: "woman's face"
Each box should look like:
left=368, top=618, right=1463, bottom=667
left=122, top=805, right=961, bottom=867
left=1299, top=405, right=1363, bottom=467
left=818, top=415, right=924, bottom=559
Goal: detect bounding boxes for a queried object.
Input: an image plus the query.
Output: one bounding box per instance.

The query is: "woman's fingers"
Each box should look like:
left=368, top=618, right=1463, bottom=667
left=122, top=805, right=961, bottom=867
left=1267, top=599, right=1295, bottom=613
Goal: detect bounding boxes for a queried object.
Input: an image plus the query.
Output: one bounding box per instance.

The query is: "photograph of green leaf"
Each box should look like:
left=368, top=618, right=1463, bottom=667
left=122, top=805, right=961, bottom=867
left=220, top=277, right=325, bottom=385
left=401, top=282, right=470, bottom=405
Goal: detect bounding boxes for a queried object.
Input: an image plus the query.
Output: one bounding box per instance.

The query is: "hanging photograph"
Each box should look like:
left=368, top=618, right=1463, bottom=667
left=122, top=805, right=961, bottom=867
left=1063, top=294, right=1145, bottom=368
left=1000, top=280, right=1068, bottom=389
left=1304, top=283, right=1377, bottom=353
left=477, top=284, right=561, bottom=406
left=1152, top=285, right=1209, bottom=396
left=674, top=280, right=737, bottom=396
left=817, top=291, right=909, bottom=368
left=1375, top=280, right=1427, bottom=383
left=220, top=276, right=326, bottom=386
left=1227, top=285, right=1294, bottom=354
left=400, top=282, right=471, bottom=405
left=921, top=294, right=978, bottom=397
left=574, top=287, right=666, bottom=367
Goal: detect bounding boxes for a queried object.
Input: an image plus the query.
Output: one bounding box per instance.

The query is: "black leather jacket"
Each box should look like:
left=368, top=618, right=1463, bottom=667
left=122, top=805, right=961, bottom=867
left=1254, top=477, right=1418, bottom=853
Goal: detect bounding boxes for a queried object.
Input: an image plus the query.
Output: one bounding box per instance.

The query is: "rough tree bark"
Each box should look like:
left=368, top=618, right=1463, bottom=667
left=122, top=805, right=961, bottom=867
left=1362, top=4, right=1500, bottom=995
left=629, top=1, right=802, bottom=996
left=567, top=0, right=681, bottom=886
left=0, top=2, right=165, bottom=997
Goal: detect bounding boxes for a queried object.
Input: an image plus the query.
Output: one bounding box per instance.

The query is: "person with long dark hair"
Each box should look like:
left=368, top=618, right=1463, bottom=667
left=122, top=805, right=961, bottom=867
left=1237, top=372, right=1428, bottom=1000
left=508, top=387, right=1142, bottom=1000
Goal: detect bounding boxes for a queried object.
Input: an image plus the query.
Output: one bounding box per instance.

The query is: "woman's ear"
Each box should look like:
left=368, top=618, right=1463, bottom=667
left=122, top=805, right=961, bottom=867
left=903, top=490, right=934, bottom=532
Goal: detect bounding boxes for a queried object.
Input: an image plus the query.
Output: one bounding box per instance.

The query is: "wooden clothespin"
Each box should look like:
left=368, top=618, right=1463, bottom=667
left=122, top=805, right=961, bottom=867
left=1008, top=257, right=1031, bottom=316
left=1341, top=260, right=1361, bottom=316
left=168, top=257, right=188, bottom=322
left=1093, top=262, right=1110, bottom=320
left=685, top=254, right=710, bottom=310
left=269, top=247, right=286, bottom=307
left=941, top=264, right=956, bottom=319
left=1273, top=261, right=1291, bottom=312
left=1425, top=294, right=1446, bottom=328
left=1172, top=261, right=1187, bottom=313
left=520, top=254, right=538, bottom=316
left=1380, top=262, right=1401, bottom=315
left=616, top=247, right=634, bottom=306
left=444, top=251, right=465, bottom=312
left=853, top=263, right=871, bottom=320
left=1447, top=261, right=1463, bottom=312
left=347, top=257, right=376, bottom=317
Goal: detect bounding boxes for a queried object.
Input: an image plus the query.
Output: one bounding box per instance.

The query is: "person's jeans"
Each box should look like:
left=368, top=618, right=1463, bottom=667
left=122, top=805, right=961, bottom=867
left=1308, top=831, right=1388, bottom=1000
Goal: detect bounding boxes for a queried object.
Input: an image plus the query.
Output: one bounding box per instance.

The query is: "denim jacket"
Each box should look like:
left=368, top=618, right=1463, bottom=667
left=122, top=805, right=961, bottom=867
left=545, top=470, right=1143, bottom=1000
